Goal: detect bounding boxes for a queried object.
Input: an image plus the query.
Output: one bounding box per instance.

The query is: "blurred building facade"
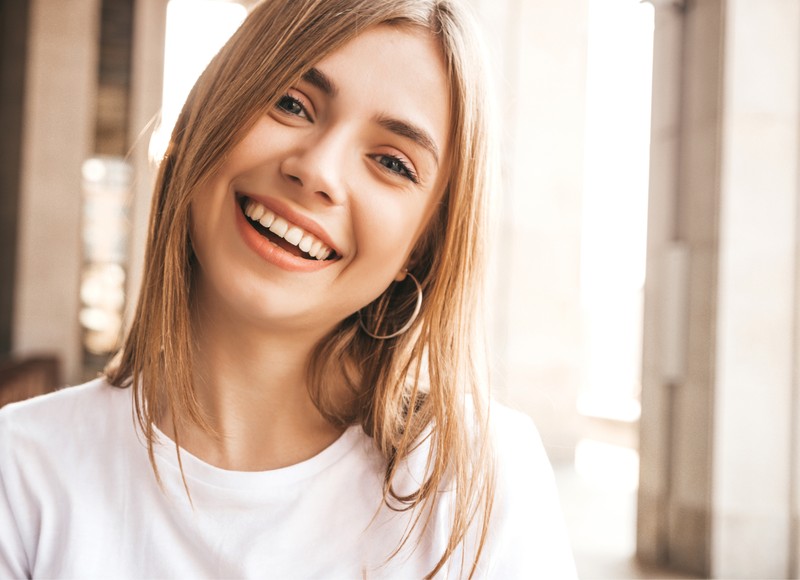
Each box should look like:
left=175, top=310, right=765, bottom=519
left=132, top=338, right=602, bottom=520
left=0, top=0, right=798, bottom=578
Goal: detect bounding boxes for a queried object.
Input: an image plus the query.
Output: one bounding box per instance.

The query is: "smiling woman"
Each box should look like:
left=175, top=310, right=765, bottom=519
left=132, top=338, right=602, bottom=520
left=0, top=0, right=576, bottom=578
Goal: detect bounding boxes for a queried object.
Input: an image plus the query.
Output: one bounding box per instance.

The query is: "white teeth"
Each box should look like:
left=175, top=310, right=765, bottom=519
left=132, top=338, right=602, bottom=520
left=250, top=204, right=265, bottom=221
left=244, top=200, right=259, bottom=219
left=243, top=198, right=336, bottom=260
left=298, top=235, right=314, bottom=253
left=269, top=217, right=289, bottom=237
left=308, top=240, right=322, bottom=258
left=259, top=210, right=275, bottom=228
left=284, top=226, right=304, bottom=245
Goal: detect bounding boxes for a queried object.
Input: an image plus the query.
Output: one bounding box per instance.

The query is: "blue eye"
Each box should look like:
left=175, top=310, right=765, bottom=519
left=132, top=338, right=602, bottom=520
left=377, top=154, right=419, bottom=183
left=276, top=95, right=309, bottom=119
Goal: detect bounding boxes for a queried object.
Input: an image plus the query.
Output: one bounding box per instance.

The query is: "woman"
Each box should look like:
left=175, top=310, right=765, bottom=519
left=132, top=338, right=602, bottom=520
left=0, top=0, right=575, bottom=577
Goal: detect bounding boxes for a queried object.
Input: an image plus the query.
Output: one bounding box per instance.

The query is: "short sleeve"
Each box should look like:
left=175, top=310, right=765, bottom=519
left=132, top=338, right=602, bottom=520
left=0, top=411, right=31, bottom=579
left=486, top=407, right=577, bottom=578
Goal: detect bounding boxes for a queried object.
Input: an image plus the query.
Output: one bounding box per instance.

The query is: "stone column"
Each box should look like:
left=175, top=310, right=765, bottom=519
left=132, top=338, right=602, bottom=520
left=637, top=0, right=800, bottom=577
left=13, top=0, right=102, bottom=383
left=712, top=0, right=799, bottom=576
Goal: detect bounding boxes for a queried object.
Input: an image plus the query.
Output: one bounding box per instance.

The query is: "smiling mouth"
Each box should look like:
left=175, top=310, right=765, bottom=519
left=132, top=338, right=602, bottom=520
left=238, top=196, right=339, bottom=261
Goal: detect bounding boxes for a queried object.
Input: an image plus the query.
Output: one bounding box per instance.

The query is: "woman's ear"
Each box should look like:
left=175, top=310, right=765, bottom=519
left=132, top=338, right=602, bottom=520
left=401, top=245, right=426, bottom=278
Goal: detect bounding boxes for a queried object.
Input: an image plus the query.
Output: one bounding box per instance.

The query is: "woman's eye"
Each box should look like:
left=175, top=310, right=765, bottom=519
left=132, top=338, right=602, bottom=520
left=377, top=154, right=419, bottom=184
left=276, top=95, right=309, bottom=119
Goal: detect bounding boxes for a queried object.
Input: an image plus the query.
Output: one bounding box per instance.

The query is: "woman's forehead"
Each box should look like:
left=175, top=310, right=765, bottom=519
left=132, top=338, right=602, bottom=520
left=309, top=25, right=452, bottom=171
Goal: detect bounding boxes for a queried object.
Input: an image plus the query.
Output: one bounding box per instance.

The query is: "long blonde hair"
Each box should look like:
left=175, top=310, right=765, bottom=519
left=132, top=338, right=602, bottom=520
left=107, top=0, right=497, bottom=576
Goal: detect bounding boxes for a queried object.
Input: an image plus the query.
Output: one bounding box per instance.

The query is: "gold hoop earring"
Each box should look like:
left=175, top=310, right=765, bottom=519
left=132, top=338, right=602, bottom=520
left=358, top=272, right=423, bottom=340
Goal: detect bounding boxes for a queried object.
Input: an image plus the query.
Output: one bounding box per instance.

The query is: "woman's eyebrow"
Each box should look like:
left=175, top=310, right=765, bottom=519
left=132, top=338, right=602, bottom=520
left=376, top=115, right=440, bottom=165
left=301, top=67, right=337, bottom=96
left=300, top=67, right=440, bottom=165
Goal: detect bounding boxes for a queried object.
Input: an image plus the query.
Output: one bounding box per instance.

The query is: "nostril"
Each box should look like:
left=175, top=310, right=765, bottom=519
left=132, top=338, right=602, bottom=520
left=315, top=190, right=333, bottom=203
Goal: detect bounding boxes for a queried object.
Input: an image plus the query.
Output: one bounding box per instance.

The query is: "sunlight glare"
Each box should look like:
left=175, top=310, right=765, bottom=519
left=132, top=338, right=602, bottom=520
left=579, top=0, right=654, bottom=421
left=150, top=0, right=247, bottom=162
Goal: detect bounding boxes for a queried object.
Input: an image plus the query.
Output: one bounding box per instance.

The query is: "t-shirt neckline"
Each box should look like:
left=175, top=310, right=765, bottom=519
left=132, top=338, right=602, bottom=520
left=149, top=422, right=364, bottom=491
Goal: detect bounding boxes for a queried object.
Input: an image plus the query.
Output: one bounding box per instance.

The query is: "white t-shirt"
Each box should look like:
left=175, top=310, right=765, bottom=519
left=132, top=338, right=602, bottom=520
left=0, top=378, right=576, bottom=578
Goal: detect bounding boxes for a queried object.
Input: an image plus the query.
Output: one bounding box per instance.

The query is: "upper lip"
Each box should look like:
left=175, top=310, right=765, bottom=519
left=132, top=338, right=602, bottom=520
left=236, top=192, right=343, bottom=257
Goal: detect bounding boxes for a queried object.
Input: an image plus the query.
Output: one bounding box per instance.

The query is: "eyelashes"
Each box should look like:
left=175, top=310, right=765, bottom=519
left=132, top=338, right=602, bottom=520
left=373, top=154, right=419, bottom=183
left=274, top=92, right=420, bottom=184
left=276, top=94, right=311, bottom=120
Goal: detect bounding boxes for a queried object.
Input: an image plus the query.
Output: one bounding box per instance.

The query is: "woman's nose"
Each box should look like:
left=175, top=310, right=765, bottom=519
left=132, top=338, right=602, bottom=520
left=279, top=133, right=347, bottom=206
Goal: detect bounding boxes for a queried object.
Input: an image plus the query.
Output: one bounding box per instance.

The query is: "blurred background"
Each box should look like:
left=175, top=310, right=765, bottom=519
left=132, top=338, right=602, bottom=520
left=0, top=0, right=796, bottom=577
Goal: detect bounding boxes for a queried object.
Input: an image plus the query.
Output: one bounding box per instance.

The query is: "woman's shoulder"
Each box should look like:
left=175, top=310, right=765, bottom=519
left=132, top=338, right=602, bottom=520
left=455, top=398, right=554, bottom=487
left=0, top=378, right=141, bottom=578
left=0, top=377, right=131, bottom=446
left=484, top=401, right=558, bottom=510
left=0, top=376, right=138, bottom=505
left=482, top=401, right=578, bottom=578
left=488, top=402, right=551, bottom=479
left=488, top=401, right=541, bottom=441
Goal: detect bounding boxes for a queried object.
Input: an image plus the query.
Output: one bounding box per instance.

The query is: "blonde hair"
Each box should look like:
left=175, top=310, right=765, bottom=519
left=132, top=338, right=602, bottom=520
left=107, top=0, right=497, bottom=576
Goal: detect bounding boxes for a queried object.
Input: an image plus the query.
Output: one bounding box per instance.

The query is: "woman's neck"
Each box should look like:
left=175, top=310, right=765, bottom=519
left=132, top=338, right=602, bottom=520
left=159, top=288, right=345, bottom=472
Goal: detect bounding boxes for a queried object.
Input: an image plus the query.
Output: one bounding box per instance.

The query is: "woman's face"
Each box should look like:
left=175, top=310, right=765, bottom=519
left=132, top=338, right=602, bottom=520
left=190, top=25, right=451, bottom=335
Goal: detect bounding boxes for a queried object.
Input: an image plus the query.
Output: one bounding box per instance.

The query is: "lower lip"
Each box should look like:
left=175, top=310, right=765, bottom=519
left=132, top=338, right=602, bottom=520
left=234, top=198, right=336, bottom=273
